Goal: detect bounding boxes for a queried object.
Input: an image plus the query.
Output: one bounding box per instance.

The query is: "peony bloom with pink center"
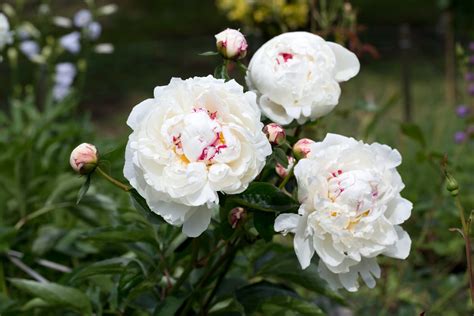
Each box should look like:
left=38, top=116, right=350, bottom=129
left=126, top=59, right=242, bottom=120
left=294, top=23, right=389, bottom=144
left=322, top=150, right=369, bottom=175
left=275, top=134, right=412, bottom=292
left=124, top=76, right=271, bottom=237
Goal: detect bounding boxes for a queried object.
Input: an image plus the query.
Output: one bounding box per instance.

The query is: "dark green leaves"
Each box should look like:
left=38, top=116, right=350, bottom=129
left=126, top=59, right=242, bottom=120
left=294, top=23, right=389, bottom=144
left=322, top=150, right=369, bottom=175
left=236, top=281, right=325, bottom=315
left=9, top=279, right=92, bottom=314
left=400, top=122, right=426, bottom=148
left=253, top=212, right=275, bottom=242
left=76, top=175, right=91, bottom=205
left=229, top=182, right=299, bottom=213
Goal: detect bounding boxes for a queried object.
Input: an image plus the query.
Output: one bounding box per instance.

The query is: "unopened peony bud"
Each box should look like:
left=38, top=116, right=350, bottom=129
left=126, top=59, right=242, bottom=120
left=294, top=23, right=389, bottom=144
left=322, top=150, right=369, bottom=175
left=275, top=156, right=296, bottom=178
left=293, top=138, right=315, bottom=159
left=263, top=123, right=286, bottom=145
left=445, top=173, right=459, bottom=196
left=215, top=28, right=247, bottom=60
left=70, top=143, right=98, bottom=175
left=229, top=207, right=246, bottom=229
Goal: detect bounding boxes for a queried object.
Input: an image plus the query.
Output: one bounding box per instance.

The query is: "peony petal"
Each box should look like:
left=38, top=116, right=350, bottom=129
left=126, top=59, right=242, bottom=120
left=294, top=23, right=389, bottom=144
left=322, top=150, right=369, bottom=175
left=383, top=226, right=411, bottom=259
left=274, top=213, right=300, bottom=235
left=259, top=95, right=293, bottom=125
left=294, top=214, right=314, bottom=269
left=126, top=98, right=156, bottom=130
left=318, top=261, right=343, bottom=291
left=385, top=197, right=412, bottom=225
left=338, top=269, right=359, bottom=292
left=313, top=235, right=345, bottom=267
left=182, top=205, right=214, bottom=237
left=327, top=42, right=360, bottom=82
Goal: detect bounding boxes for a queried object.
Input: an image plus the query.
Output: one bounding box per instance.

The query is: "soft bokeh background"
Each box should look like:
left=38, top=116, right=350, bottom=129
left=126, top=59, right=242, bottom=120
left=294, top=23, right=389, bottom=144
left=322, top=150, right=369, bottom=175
left=1, top=0, right=474, bottom=315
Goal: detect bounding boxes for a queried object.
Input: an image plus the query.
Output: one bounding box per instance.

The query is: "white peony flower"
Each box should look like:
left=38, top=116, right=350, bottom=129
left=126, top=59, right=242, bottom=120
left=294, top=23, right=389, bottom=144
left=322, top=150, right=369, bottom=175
left=124, top=76, right=272, bottom=237
left=274, top=133, right=412, bottom=292
left=59, top=31, right=81, bottom=54
left=0, top=13, right=13, bottom=51
left=246, top=32, right=360, bottom=125
left=52, top=16, right=72, bottom=28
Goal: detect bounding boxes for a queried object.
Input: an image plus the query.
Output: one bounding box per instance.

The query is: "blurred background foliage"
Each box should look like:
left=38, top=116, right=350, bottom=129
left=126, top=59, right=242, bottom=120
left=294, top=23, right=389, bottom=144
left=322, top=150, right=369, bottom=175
left=1, top=0, right=474, bottom=315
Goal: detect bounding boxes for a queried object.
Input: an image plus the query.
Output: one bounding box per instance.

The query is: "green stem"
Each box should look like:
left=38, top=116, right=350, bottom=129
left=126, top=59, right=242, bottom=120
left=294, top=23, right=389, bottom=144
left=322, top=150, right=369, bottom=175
left=95, top=166, right=131, bottom=192
left=278, top=167, right=294, bottom=189
left=170, top=239, right=199, bottom=295
left=455, top=196, right=474, bottom=304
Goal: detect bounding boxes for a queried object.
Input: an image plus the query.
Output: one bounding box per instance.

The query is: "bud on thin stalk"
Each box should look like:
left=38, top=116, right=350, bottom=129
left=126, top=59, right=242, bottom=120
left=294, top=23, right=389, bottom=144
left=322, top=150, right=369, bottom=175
left=215, top=28, right=248, bottom=60
left=293, top=138, right=315, bottom=160
left=70, top=143, right=98, bottom=175
left=229, top=207, right=246, bottom=229
left=263, top=123, right=286, bottom=145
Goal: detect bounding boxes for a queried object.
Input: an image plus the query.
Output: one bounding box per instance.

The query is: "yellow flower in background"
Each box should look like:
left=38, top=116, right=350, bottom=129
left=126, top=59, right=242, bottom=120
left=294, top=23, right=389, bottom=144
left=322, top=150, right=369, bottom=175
left=216, top=0, right=308, bottom=33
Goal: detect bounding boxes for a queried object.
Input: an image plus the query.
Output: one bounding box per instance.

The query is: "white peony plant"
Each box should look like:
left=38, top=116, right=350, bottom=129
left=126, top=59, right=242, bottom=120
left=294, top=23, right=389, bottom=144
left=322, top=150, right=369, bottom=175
left=73, top=28, right=412, bottom=295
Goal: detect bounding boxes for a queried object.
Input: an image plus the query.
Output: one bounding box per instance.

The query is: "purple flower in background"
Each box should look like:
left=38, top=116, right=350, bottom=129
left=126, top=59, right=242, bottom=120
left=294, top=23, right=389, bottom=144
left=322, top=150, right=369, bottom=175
left=86, top=22, right=102, bottom=40
left=19, top=40, right=40, bottom=59
left=59, top=31, right=81, bottom=54
left=456, top=105, right=470, bottom=118
left=74, top=9, right=93, bottom=28
left=469, top=84, right=474, bottom=96
left=469, top=55, right=474, bottom=65
left=466, top=72, right=474, bottom=81
left=53, top=62, right=77, bottom=101
left=454, top=131, right=467, bottom=144
left=469, top=42, right=474, bottom=51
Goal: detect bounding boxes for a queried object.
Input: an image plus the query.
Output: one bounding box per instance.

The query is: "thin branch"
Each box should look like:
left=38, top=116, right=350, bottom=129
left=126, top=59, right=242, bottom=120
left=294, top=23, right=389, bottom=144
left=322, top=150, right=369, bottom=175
left=7, top=255, right=48, bottom=283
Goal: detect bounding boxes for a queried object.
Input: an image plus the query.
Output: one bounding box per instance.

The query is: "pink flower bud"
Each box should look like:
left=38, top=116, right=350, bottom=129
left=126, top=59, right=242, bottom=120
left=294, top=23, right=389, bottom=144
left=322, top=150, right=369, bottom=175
left=293, top=138, right=315, bottom=159
left=70, top=143, right=98, bottom=174
left=215, top=28, right=248, bottom=60
left=263, top=123, right=286, bottom=145
left=229, top=207, right=246, bottom=229
left=275, top=156, right=296, bottom=178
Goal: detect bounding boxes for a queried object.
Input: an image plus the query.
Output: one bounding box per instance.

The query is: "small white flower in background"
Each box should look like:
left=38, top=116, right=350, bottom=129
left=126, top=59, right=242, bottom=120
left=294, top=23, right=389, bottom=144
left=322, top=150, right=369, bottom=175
left=124, top=76, right=272, bottom=237
left=275, top=156, right=295, bottom=178
left=263, top=123, right=286, bottom=145
left=60, top=31, right=81, bottom=54
left=53, top=62, right=77, bottom=101
left=0, top=13, right=13, bottom=51
left=292, top=138, right=315, bottom=160
left=73, top=9, right=93, bottom=28
left=86, top=21, right=102, bottom=40
left=38, top=4, right=50, bottom=15
left=274, top=133, right=412, bottom=292
left=19, top=40, right=40, bottom=59
left=97, top=4, right=118, bottom=16
left=94, top=43, right=114, bottom=54
left=246, top=32, right=360, bottom=125
left=70, top=143, right=98, bottom=175
left=215, top=28, right=248, bottom=60
left=53, top=16, right=72, bottom=28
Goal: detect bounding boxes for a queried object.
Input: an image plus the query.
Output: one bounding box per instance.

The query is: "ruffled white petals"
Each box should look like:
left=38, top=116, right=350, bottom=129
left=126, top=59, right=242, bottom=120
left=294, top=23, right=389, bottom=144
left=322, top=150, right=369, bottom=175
left=182, top=205, right=214, bottom=237
left=124, top=76, right=271, bottom=237
left=274, top=213, right=300, bottom=236
left=275, top=133, right=412, bottom=291
left=327, top=42, right=360, bottom=82
left=246, top=32, right=359, bottom=125
left=294, top=217, right=314, bottom=269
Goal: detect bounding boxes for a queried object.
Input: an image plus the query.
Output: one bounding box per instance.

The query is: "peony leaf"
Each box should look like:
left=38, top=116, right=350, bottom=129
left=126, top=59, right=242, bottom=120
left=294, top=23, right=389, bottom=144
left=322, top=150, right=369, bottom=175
left=9, top=278, right=92, bottom=314
left=154, top=296, right=186, bottom=316
left=271, top=147, right=288, bottom=168
left=199, top=51, right=219, bottom=56
left=228, top=182, right=299, bottom=213
left=253, top=212, right=275, bottom=242
left=400, top=122, right=426, bottom=148
left=81, top=225, right=154, bottom=243
left=235, top=281, right=298, bottom=314
left=259, top=296, right=325, bottom=315
left=129, top=189, right=164, bottom=225
left=76, top=174, right=91, bottom=205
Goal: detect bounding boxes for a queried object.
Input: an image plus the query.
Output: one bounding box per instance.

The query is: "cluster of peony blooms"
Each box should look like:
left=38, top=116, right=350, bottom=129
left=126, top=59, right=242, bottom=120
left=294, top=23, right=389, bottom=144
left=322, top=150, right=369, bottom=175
left=71, top=28, right=412, bottom=292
